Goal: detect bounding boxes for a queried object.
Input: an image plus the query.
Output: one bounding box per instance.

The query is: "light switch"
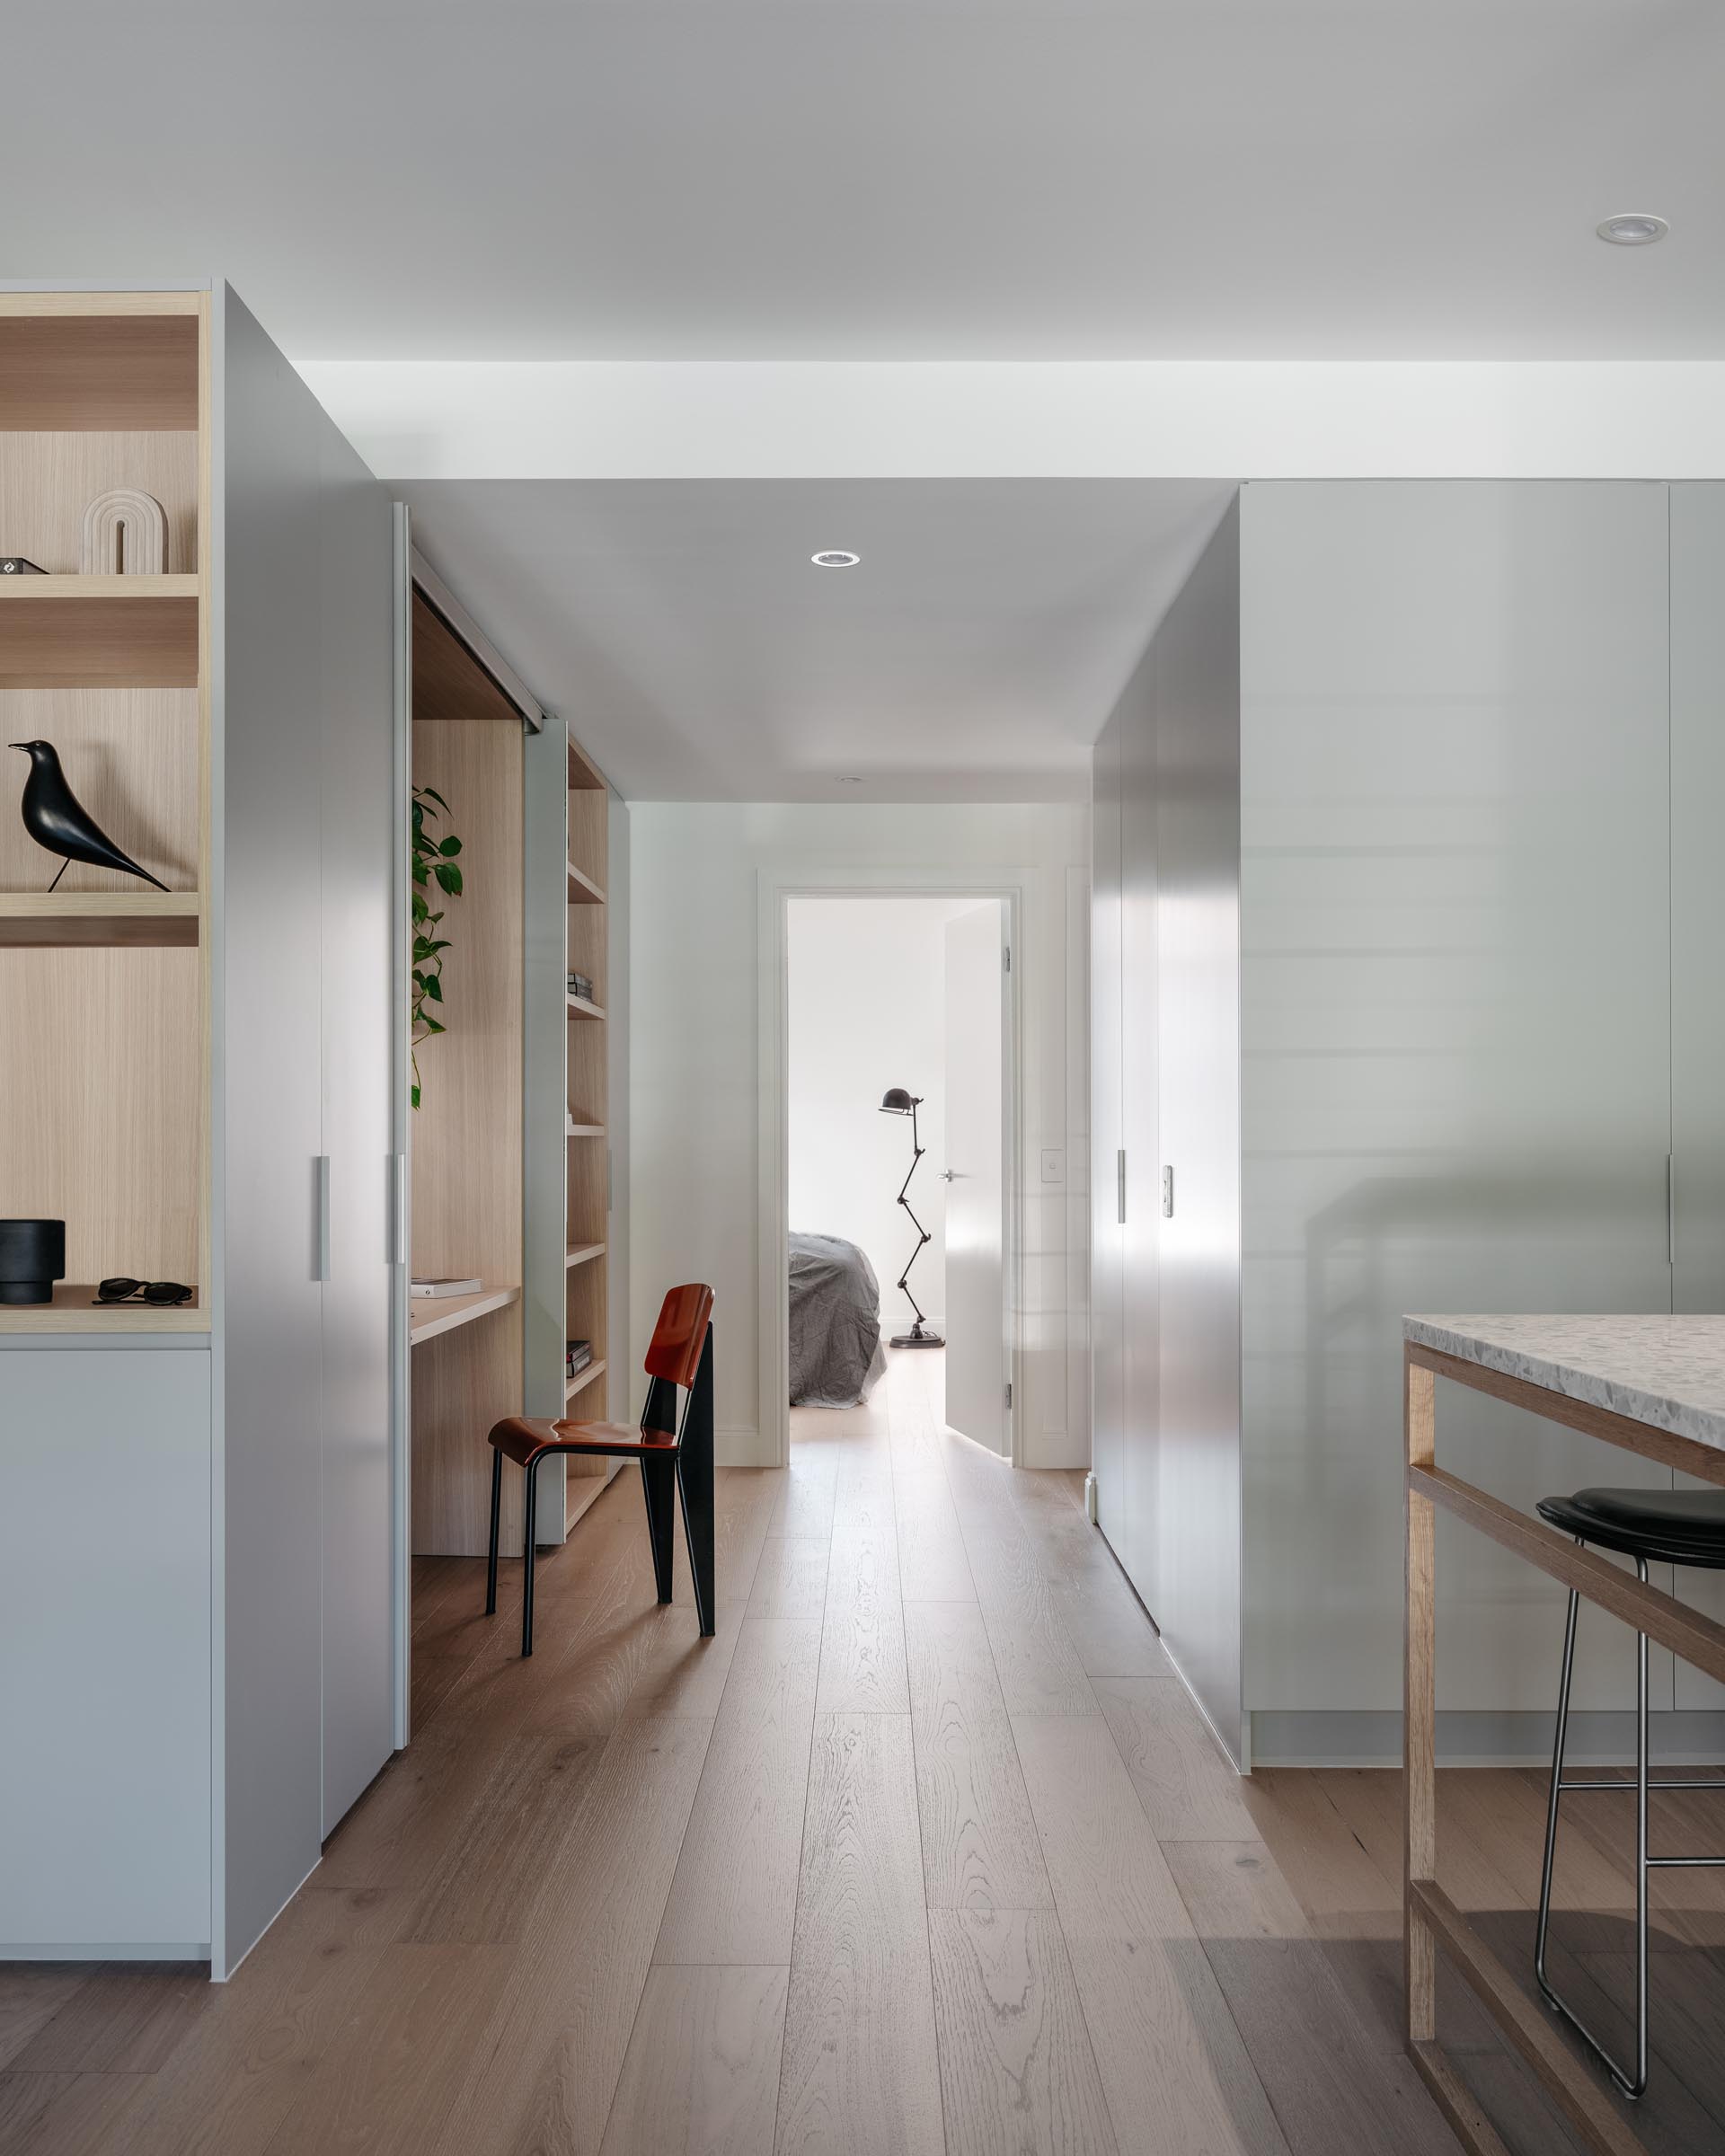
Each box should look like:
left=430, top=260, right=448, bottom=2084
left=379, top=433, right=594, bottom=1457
left=1039, top=1148, right=1064, bottom=1184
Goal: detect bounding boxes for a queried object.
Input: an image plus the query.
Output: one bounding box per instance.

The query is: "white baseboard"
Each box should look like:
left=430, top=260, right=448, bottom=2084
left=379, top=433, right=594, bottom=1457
left=1249, top=1708, right=1725, bottom=1771
left=716, top=1425, right=768, bottom=1469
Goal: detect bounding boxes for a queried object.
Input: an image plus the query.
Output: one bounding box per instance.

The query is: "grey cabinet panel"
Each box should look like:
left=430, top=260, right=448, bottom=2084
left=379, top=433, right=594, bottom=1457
left=317, top=431, right=396, bottom=1833
left=1151, top=500, right=1242, bottom=1757
left=1670, top=482, right=1725, bottom=1711
left=1240, top=482, right=1674, bottom=1720
left=1089, top=710, right=1125, bottom=1549
left=1119, top=649, right=1162, bottom=1606
left=215, top=285, right=330, bottom=1969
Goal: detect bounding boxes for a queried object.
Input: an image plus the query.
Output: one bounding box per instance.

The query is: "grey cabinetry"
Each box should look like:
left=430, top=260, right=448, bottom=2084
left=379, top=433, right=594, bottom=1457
left=1094, top=482, right=1687, bottom=1768
left=1089, top=710, right=1126, bottom=1549
left=220, top=287, right=397, bottom=1958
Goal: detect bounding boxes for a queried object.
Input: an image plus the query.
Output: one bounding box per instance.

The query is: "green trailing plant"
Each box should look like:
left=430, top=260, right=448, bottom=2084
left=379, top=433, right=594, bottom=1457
left=411, top=784, right=464, bottom=1109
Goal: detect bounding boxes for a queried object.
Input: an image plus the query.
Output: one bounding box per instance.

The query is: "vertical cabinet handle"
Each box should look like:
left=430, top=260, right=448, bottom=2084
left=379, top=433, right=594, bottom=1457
left=314, top=1155, right=332, bottom=1282
left=1668, top=1154, right=1676, bottom=1270
left=388, top=1152, right=407, bottom=1266
left=1117, top=1149, right=1127, bottom=1225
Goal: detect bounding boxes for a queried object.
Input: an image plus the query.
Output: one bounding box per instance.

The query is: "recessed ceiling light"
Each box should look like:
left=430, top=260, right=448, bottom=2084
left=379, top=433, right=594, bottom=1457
left=1597, top=213, right=1668, bottom=246
left=811, top=550, right=861, bottom=568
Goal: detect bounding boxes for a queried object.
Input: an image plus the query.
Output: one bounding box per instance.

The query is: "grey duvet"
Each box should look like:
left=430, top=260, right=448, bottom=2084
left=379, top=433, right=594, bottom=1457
left=788, top=1232, right=888, bottom=1408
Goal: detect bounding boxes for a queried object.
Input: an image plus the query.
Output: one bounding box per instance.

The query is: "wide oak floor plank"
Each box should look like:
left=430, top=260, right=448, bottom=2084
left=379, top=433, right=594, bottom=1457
left=928, top=1907, right=1118, bottom=2156
left=599, top=1964, right=789, bottom=2156
left=776, top=1712, right=943, bottom=2156
left=1095, top=1678, right=1257, bottom=1842
left=655, top=1621, right=822, bottom=1966
left=907, top=1600, right=1053, bottom=1913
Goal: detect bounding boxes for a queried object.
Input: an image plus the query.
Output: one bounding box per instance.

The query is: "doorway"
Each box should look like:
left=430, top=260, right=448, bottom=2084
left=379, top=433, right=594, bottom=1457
left=777, top=891, right=1015, bottom=1462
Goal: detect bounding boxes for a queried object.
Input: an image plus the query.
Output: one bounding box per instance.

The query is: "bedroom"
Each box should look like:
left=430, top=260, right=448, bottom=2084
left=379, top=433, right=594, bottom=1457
left=785, top=893, right=1011, bottom=1455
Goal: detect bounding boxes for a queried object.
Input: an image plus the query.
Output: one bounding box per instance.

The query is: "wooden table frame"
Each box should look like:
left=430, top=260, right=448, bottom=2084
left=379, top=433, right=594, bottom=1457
left=1403, top=1339, right=1725, bottom=2156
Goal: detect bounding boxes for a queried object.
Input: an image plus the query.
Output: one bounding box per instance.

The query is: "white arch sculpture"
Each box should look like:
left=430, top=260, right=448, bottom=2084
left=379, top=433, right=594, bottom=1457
left=79, top=488, right=168, bottom=575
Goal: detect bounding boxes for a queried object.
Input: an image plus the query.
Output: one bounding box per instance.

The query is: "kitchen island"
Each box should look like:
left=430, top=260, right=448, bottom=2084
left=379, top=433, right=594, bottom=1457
left=1401, top=1314, right=1725, bottom=2156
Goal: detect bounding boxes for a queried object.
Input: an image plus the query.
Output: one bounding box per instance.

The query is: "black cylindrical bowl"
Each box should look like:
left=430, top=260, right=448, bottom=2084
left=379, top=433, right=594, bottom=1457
left=0, top=1218, right=66, bottom=1304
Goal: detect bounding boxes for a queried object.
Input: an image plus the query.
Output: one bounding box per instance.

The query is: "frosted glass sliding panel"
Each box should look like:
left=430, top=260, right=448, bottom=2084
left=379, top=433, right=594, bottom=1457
left=1240, top=482, right=1673, bottom=1718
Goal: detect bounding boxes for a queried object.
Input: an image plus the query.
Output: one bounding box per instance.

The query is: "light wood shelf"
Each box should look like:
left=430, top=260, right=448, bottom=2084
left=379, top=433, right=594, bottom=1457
left=566, top=994, right=605, bottom=1021
left=0, top=1283, right=206, bottom=1334
left=0, top=891, right=200, bottom=947
left=409, top=1282, right=520, bottom=1348
left=565, top=1241, right=606, bottom=1269
left=566, top=1122, right=605, bottom=1138
left=564, top=1356, right=606, bottom=1401
left=0, top=574, right=199, bottom=600
left=566, top=861, right=606, bottom=906
left=0, top=579, right=199, bottom=688
left=566, top=738, right=606, bottom=791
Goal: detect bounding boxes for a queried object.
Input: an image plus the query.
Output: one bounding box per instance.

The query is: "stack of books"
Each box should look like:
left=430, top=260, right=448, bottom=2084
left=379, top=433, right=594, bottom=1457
left=567, top=971, right=595, bottom=1003
left=566, top=1338, right=592, bottom=1381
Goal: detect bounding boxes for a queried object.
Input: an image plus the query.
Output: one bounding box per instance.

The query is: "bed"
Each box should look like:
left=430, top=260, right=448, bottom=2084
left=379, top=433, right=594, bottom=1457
left=788, top=1232, right=889, bottom=1407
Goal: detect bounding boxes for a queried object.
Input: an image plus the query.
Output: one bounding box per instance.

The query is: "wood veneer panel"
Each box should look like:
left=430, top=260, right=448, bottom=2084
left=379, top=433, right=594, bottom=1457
left=411, top=593, right=519, bottom=727
left=0, top=592, right=198, bottom=687
left=0, top=315, right=199, bottom=431
left=0, top=945, right=199, bottom=1285
left=0, top=433, right=199, bottom=570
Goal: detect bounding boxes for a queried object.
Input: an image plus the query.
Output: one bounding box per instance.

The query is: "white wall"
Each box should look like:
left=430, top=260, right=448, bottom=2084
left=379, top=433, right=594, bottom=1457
left=629, top=803, right=1088, bottom=1469
left=308, top=359, right=1725, bottom=482
left=788, top=897, right=984, bottom=1335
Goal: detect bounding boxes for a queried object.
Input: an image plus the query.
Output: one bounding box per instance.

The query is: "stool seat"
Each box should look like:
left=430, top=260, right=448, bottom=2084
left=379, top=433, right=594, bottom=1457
left=488, top=1415, right=677, bottom=1468
left=1535, top=1486, right=1725, bottom=1570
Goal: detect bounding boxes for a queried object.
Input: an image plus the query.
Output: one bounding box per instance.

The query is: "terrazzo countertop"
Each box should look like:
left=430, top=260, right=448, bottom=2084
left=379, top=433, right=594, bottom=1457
left=1403, top=1314, right=1725, bottom=1458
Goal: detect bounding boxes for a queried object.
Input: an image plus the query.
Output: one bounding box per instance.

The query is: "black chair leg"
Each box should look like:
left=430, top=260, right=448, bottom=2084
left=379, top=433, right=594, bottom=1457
left=484, top=1448, right=503, bottom=1615
left=521, top=1454, right=542, bottom=1657
left=641, top=1455, right=677, bottom=1604
left=677, top=1330, right=717, bottom=1638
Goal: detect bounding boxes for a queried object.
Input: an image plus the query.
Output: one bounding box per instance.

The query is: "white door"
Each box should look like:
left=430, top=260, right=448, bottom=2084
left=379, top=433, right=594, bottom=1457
left=942, top=900, right=1009, bottom=1453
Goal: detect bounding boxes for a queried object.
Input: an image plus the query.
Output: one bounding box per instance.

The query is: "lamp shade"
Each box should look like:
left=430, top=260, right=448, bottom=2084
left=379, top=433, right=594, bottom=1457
left=880, top=1087, right=915, bottom=1114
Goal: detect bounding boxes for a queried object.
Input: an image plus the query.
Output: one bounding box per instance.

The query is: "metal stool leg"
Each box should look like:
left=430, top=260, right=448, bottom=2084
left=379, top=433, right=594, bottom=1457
left=1534, top=1547, right=1650, bottom=2100
left=521, top=1454, right=542, bottom=1658
left=484, top=1449, right=503, bottom=1615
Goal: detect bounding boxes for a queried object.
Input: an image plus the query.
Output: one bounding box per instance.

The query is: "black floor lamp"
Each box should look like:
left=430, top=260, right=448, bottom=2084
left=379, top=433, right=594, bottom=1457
left=880, top=1088, right=943, bottom=1348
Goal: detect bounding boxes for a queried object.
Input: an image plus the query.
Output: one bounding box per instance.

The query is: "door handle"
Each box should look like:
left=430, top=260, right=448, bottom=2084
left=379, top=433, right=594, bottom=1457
left=314, top=1155, right=332, bottom=1282
left=941, top=1169, right=959, bottom=1181
left=388, top=1153, right=407, bottom=1267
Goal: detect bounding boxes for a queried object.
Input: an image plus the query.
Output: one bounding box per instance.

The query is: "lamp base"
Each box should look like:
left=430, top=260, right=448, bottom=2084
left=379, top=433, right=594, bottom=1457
left=889, top=1324, right=945, bottom=1349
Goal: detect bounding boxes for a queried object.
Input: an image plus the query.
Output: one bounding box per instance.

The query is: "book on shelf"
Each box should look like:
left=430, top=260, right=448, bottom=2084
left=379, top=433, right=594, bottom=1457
left=411, top=1277, right=483, bottom=1298
left=566, top=1338, right=593, bottom=1377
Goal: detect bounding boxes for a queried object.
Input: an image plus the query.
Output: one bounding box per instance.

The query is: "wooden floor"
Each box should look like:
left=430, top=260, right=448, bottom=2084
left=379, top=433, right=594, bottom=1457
left=5, top=1348, right=1725, bottom=2155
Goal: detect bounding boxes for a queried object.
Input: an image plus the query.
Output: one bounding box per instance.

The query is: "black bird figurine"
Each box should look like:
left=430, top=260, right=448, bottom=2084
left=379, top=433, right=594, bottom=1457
left=9, top=739, right=170, bottom=892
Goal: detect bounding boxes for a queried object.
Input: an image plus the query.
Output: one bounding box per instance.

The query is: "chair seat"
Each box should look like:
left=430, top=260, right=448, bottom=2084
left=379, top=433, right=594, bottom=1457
left=1536, top=1486, right=1725, bottom=1569
left=488, top=1414, right=678, bottom=1468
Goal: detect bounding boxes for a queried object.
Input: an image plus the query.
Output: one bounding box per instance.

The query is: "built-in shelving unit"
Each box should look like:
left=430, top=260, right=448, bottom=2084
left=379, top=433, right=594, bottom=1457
left=407, top=582, right=528, bottom=1554
left=408, top=1282, right=520, bottom=1347
left=558, top=732, right=615, bottom=1529
left=0, top=290, right=208, bottom=1331
left=565, top=1356, right=606, bottom=1402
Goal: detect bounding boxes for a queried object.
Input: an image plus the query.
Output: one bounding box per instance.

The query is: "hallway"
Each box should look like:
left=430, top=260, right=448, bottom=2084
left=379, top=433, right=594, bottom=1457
left=7, top=1351, right=1725, bottom=2152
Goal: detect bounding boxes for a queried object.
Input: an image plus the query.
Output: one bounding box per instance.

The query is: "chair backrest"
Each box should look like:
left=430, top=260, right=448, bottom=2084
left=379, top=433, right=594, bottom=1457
left=644, top=1282, right=713, bottom=1392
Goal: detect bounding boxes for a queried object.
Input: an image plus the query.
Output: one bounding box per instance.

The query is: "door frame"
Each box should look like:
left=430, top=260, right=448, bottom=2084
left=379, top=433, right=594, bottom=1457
left=757, top=868, right=1023, bottom=1471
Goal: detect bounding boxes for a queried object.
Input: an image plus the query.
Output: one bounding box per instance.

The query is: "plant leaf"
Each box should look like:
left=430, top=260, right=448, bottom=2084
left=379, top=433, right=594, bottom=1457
left=420, top=786, right=448, bottom=811
left=424, top=974, right=443, bottom=1002
left=438, top=835, right=462, bottom=857
left=435, top=863, right=464, bottom=896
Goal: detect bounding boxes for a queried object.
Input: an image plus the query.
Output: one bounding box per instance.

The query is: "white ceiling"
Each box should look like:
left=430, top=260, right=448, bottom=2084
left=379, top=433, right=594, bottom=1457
left=4, top=3, right=1722, bottom=360
left=403, top=480, right=1234, bottom=799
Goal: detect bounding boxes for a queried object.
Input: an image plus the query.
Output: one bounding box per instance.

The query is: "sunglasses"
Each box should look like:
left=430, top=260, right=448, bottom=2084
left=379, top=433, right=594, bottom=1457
left=94, top=1277, right=194, bottom=1306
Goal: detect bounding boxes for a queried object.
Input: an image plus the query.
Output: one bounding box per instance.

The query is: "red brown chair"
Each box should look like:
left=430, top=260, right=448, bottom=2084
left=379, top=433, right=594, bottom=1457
left=485, top=1283, right=715, bottom=1656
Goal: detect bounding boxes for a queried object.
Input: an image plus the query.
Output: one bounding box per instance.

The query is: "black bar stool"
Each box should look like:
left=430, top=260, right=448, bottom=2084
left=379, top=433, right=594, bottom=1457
left=1532, top=1484, right=1725, bottom=2099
